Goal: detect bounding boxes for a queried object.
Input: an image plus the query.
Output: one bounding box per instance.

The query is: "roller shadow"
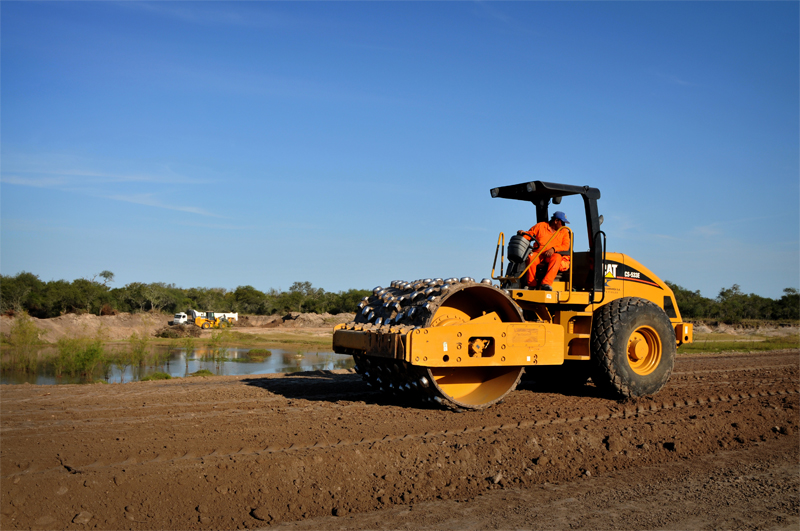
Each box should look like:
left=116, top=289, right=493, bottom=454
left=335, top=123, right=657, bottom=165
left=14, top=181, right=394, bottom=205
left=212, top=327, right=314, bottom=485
left=516, top=374, right=609, bottom=399
left=242, top=370, right=437, bottom=409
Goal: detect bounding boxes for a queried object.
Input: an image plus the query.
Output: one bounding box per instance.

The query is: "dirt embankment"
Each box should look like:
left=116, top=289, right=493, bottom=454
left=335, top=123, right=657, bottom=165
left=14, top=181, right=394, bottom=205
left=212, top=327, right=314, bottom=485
left=692, top=321, right=799, bottom=337
left=0, top=312, right=356, bottom=343
left=4, top=313, right=796, bottom=345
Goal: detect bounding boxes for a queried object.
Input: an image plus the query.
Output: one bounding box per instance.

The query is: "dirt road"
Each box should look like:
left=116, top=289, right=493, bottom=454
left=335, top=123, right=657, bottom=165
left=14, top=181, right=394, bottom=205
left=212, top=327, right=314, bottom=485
left=1, top=350, right=798, bottom=530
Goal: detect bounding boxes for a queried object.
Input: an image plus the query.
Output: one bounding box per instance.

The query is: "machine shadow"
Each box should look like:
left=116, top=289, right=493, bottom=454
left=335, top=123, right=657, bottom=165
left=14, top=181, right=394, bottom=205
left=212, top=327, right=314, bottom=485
left=241, top=370, right=440, bottom=410
left=516, top=377, right=609, bottom=399
left=242, top=370, right=610, bottom=410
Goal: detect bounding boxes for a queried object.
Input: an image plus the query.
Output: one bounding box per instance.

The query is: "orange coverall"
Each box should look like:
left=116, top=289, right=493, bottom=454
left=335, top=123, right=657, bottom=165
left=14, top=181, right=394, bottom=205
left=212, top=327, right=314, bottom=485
left=520, top=222, right=570, bottom=288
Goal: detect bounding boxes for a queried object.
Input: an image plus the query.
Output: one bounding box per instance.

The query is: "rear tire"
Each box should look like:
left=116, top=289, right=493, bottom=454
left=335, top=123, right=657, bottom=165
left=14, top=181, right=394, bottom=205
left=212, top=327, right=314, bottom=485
left=590, top=297, right=675, bottom=398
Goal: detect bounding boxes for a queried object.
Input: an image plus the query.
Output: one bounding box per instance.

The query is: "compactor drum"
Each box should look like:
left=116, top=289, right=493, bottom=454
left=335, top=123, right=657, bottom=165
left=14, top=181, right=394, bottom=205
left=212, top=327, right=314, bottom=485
left=333, top=181, right=693, bottom=410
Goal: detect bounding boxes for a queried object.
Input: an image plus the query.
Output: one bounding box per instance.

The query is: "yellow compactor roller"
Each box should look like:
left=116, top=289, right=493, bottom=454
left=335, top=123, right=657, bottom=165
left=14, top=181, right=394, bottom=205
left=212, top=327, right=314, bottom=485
left=333, top=181, right=693, bottom=410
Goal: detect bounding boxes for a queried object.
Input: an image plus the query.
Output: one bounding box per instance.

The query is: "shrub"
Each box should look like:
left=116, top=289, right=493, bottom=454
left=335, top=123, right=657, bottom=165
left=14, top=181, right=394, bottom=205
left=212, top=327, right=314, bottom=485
left=246, top=348, right=272, bottom=361
left=156, top=324, right=201, bottom=339
left=76, top=339, right=105, bottom=377
left=141, top=372, right=172, bottom=381
left=4, top=312, right=41, bottom=373
left=127, top=331, right=150, bottom=367
left=53, top=334, right=106, bottom=380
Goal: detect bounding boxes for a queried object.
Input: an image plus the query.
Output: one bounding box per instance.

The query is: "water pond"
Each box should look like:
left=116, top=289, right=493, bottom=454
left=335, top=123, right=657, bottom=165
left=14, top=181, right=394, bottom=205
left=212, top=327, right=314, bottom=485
left=0, top=346, right=354, bottom=385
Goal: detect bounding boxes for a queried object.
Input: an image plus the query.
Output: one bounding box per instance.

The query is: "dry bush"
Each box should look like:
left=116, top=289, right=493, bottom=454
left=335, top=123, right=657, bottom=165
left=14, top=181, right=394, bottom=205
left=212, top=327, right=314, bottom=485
left=155, top=324, right=201, bottom=339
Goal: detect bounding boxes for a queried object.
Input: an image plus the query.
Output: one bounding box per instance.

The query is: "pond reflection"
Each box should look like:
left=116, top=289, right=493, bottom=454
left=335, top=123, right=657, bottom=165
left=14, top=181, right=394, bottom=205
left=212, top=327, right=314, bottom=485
left=0, top=346, right=354, bottom=385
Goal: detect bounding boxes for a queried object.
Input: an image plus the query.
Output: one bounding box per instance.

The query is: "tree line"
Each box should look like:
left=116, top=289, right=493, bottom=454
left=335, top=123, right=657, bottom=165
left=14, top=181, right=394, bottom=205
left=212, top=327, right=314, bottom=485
left=0, top=271, right=797, bottom=322
left=0, top=272, right=370, bottom=318
left=666, top=282, right=798, bottom=322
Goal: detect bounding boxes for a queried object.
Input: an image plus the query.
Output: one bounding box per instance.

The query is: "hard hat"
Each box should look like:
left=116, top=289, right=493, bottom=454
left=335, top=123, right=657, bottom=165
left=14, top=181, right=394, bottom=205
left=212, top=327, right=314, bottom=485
left=552, top=211, right=570, bottom=224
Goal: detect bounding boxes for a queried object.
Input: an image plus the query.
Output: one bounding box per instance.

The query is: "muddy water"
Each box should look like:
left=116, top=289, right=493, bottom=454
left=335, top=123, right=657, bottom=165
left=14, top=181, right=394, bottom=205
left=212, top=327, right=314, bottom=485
left=0, top=347, right=354, bottom=385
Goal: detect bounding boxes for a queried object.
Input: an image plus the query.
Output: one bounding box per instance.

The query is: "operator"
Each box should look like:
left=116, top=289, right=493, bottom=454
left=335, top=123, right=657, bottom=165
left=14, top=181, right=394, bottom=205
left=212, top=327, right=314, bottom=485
left=517, top=211, right=570, bottom=291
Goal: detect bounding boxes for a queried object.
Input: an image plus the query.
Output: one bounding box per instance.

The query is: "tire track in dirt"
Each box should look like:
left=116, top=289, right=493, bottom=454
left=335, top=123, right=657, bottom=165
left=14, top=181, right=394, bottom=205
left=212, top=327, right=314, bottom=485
left=5, top=385, right=796, bottom=479
left=2, top=359, right=793, bottom=422
left=672, top=363, right=797, bottom=376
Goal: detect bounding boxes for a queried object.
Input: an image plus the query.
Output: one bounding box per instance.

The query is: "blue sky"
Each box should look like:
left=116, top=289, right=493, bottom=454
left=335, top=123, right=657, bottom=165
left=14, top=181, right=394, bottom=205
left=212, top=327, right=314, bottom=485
left=2, top=1, right=798, bottom=300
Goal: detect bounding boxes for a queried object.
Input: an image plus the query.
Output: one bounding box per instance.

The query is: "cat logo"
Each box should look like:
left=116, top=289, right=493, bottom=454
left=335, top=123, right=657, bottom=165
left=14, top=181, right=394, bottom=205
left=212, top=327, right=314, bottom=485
left=605, top=263, right=619, bottom=287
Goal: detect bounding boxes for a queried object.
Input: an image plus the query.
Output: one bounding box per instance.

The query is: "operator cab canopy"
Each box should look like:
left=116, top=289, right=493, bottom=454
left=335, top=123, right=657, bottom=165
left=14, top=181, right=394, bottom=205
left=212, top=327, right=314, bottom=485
left=490, top=181, right=605, bottom=293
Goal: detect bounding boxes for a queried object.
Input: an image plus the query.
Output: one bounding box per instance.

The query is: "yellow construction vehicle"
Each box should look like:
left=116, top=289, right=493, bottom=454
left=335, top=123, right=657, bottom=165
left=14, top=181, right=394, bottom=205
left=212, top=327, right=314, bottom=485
left=194, top=312, right=233, bottom=330
left=332, top=181, right=693, bottom=410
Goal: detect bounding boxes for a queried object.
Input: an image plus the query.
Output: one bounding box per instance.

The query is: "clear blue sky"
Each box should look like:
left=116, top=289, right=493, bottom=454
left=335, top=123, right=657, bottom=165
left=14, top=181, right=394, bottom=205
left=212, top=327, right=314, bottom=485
left=2, top=1, right=798, bottom=300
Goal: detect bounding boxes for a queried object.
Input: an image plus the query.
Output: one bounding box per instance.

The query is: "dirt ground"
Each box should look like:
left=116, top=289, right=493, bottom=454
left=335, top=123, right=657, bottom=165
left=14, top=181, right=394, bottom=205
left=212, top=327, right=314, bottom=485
left=1, top=349, right=798, bottom=530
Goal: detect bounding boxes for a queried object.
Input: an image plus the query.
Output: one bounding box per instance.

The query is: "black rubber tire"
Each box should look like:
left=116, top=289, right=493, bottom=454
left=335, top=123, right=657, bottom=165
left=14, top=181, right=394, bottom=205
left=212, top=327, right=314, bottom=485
left=590, top=297, right=676, bottom=398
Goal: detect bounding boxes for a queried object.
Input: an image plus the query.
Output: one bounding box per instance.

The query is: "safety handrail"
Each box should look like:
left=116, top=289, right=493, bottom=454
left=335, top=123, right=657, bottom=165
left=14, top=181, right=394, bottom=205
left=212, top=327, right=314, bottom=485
left=591, top=230, right=607, bottom=304
left=490, top=232, right=506, bottom=280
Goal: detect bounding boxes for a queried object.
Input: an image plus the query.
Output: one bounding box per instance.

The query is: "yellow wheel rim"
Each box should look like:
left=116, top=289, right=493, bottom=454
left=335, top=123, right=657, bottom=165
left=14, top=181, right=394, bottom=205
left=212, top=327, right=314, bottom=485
left=626, top=326, right=662, bottom=376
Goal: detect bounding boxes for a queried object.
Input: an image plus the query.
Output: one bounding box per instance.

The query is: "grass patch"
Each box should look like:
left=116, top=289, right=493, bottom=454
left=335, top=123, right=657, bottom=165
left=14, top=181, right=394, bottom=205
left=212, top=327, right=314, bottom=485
left=190, top=369, right=214, bottom=377
left=252, top=333, right=332, bottom=348
left=205, top=331, right=332, bottom=349
left=140, top=371, right=172, bottom=381
left=679, top=335, right=800, bottom=354
left=246, top=348, right=272, bottom=362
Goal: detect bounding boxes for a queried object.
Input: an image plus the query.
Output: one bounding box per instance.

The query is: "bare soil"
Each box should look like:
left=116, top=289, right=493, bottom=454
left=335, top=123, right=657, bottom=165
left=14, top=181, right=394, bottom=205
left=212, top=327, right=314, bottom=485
left=0, top=312, right=355, bottom=344
left=1, top=350, right=798, bottom=530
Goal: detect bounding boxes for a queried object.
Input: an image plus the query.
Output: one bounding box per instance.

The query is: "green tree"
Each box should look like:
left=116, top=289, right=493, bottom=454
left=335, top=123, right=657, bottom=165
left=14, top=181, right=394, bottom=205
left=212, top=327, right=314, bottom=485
left=37, top=279, right=72, bottom=317
left=71, top=278, right=110, bottom=314
left=665, top=281, right=714, bottom=319
left=121, top=282, right=149, bottom=312
left=715, top=284, right=747, bottom=322
left=143, top=282, right=175, bottom=312
left=232, top=285, right=267, bottom=314
left=0, top=272, right=44, bottom=314
left=126, top=331, right=150, bottom=381
left=186, top=287, right=229, bottom=313
left=775, top=288, right=800, bottom=320
left=97, top=270, right=115, bottom=286
left=326, top=288, right=371, bottom=314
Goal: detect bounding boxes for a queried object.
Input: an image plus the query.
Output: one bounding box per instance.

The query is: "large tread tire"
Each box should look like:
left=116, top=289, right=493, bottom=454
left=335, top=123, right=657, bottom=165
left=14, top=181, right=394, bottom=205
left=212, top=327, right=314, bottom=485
left=590, top=297, right=676, bottom=398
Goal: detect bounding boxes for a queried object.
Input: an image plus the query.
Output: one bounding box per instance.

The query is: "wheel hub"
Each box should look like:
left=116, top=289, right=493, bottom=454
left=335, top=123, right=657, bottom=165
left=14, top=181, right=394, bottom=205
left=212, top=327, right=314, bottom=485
left=626, top=326, right=662, bottom=376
